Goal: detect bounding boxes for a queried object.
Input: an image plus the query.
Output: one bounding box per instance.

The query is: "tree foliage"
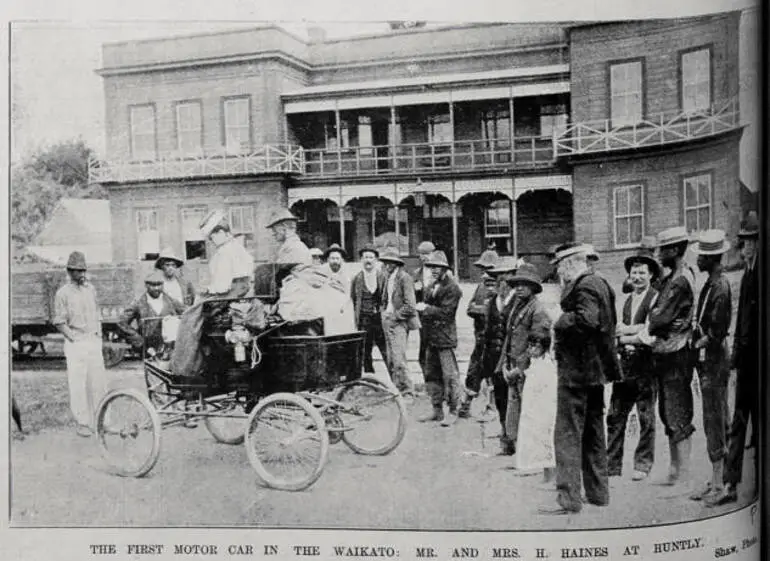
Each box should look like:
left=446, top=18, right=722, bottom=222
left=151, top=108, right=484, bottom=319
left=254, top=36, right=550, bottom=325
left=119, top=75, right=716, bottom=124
left=11, top=139, right=107, bottom=261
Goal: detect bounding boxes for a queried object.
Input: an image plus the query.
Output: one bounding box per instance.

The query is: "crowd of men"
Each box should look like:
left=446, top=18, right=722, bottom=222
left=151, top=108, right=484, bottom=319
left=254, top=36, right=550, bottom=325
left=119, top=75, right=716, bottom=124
left=49, top=207, right=759, bottom=514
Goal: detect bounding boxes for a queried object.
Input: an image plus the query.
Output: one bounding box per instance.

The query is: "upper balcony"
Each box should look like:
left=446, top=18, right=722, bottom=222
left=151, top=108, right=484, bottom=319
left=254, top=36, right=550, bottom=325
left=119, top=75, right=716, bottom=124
left=554, top=97, right=740, bottom=157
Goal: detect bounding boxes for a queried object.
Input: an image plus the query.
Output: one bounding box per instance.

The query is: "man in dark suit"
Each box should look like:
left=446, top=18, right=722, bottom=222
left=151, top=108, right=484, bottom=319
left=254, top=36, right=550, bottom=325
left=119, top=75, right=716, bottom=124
left=542, top=242, right=620, bottom=515
left=380, top=247, right=420, bottom=394
left=416, top=250, right=463, bottom=426
left=118, top=271, right=186, bottom=357
left=413, top=240, right=436, bottom=378
left=608, top=250, right=660, bottom=481
left=350, top=245, right=388, bottom=376
left=709, top=214, right=759, bottom=506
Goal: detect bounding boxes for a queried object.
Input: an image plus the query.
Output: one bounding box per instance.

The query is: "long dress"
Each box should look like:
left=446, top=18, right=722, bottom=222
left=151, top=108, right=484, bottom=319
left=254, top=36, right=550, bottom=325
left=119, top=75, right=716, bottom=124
left=514, top=353, right=557, bottom=472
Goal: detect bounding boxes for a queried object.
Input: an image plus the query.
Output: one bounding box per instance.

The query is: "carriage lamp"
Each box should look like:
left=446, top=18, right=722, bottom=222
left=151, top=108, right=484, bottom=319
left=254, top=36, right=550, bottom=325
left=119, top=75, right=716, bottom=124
left=225, top=325, right=251, bottom=362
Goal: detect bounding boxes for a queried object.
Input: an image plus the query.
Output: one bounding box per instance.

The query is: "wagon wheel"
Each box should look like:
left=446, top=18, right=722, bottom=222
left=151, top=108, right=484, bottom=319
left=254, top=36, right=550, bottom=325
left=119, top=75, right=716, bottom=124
left=144, top=367, right=175, bottom=409
left=334, top=375, right=407, bottom=456
left=95, top=388, right=161, bottom=478
left=102, top=333, right=126, bottom=368
left=245, top=392, right=329, bottom=491
left=205, top=401, right=246, bottom=445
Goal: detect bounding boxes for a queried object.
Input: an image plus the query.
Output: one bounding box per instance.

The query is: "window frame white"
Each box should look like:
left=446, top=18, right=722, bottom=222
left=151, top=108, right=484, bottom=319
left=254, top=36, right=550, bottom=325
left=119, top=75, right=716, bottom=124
left=222, top=97, right=251, bottom=154
left=612, top=183, right=645, bottom=249
left=485, top=199, right=512, bottom=239
left=683, top=173, right=713, bottom=233
left=228, top=205, right=256, bottom=248
left=180, top=206, right=208, bottom=260
left=681, top=47, right=711, bottom=113
left=609, top=60, right=644, bottom=127
left=129, top=104, right=157, bottom=161
left=175, top=100, right=203, bottom=155
left=135, top=208, right=160, bottom=260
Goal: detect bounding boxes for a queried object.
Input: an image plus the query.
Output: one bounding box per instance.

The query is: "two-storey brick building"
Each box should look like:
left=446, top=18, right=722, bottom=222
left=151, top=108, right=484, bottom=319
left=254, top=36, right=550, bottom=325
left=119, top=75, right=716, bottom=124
left=90, top=12, right=743, bottom=283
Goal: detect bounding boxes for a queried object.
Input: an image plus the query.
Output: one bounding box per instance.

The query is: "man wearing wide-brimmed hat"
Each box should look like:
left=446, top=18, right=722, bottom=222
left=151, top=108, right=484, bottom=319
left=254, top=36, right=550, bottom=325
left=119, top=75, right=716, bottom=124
left=499, top=263, right=551, bottom=457
left=646, top=225, right=697, bottom=488
left=456, top=248, right=499, bottom=419
left=267, top=208, right=312, bottom=266
left=155, top=247, right=196, bottom=307
left=607, top=248, right=661, bottom=482
left=685, top=230, right=733, bottom=504
left=541, top=242, right=620, bottom=514
left=52, top=251, right=108, bottom=437
left=621, top=236, right=658, bottom=294
left=117, top=270, right=186, bottom=357
left=320, top=243, right=351, bottom=293
left=715, top=212, right=760, bottom=506
left=415, top=250, right=463, bottom=426
left=379, top=247, right=419, bottom=394
left=351, top=244, right=389, bottom=376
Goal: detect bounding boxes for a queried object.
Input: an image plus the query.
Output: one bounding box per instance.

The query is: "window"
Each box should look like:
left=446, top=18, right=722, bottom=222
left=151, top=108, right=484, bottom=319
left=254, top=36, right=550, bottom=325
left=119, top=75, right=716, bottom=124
left=136, top=209, right=159, bottom=261
left=372, top=206, right=409, bottom=255
left=485, top=199, right=512, bottom=238
left=681, top=47, right=711, bottom=113
left=613, top=184, right=644, bottom=247
left=181, top=207, right=207, bottom=260
left=428, top=114, right=452, bottom=144
left=129, top=105, right=156, bottom=160
left=481, top=107, right=511, bottom=143
left=325, top=119, right=350, bottom=150
left=229, top=205, right=255, bottom=249
left=683, top=174, right=712, bottom=233
left=223, top=97, right=250, bottom=154
left=540, top=104, right=568, bottom=137
left=176, top=101, right=202, bottom=155
left=610, top=61, right=643, bottom=126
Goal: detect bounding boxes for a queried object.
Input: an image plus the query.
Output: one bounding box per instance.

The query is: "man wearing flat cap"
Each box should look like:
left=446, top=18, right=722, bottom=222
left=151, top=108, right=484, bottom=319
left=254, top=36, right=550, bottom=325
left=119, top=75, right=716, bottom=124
left=155, top=247, right=196, bottom=307
left=686, top=230, right=732, bottom=504
left=53, top=251, right=108, bottom=437
left=351, top=245, right=389, bottom=376
left=415, top=250, right=463, bottom=426
left=117, top=270, right=186, bottom=357
left=607, top=248, right=660, bottom=481
left=542, top=242, right=620, bottom=514
left=646, top=226, right=696, bottom=487
left=714, top=212, right=760, bottom=506
left=267, top=208, right=313, bottom=266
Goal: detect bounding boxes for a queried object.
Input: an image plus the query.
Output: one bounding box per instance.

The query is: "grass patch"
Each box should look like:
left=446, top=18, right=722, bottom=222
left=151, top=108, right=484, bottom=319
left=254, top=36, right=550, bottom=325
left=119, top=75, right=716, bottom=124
left=12, top=373, right=75, bottom=433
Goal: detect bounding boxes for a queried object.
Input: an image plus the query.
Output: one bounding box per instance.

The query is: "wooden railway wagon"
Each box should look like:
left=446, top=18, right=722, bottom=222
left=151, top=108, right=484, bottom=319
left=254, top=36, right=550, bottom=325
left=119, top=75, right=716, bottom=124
left=11, top=264, right=139, bottom=367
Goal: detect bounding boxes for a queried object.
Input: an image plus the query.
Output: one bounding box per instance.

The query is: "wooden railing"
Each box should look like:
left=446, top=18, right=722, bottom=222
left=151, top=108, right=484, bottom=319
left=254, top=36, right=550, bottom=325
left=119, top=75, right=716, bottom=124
left=88, top=144, right=304, bottom=183
left=554, top=97, right=740, bottom=156
left=301, top=137, right=555, bottom=178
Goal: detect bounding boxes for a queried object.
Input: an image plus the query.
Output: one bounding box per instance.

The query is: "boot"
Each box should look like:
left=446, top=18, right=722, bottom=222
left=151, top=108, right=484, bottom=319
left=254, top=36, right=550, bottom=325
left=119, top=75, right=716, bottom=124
left=418, top=407, right=444, bottom=423
left=457, top=395, right=472, bottom=419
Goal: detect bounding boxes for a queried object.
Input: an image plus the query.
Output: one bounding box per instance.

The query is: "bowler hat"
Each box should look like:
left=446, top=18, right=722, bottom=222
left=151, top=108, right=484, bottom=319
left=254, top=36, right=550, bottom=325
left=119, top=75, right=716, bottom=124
left=66, top=251, right=87, bottom=270
left=199, top=209, right=228, bottom=238
left=624, top=252, right=661, bottom=279
left=417, top=241, right=436, bottom=254
left=378, top=247, right=404, bottom=265
left=145, top=270, right=165, bottom=285
left=324, top=243, right=347, bottom=260
left=358, top=244, right=379, bottom=258
left=694, top=229, right=731, bottom=255
left=488, top=255, right=522, bottom=276
left=738, top=211, right=759, bottom=238
left=155, top=247, right=184, bottom=269
left=550, top=241, right=590, bottom=265
left=266, top=208, right=299, bottom=229
left=473, top=249, right=499, bottom=269
left=424, top=250, right=451, bottom=269
left=505, top=263, right=543, bottom=294
left=656, top=226, right=690, bottom=248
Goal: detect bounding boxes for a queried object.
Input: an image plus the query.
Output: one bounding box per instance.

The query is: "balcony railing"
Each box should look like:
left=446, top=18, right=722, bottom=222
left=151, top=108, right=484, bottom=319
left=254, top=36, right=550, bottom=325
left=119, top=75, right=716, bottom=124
left=554, top=97, right=740, bottom=157
left=301, top=137, right=555, bottom=178
left=88, top=144, right=304, bottom=183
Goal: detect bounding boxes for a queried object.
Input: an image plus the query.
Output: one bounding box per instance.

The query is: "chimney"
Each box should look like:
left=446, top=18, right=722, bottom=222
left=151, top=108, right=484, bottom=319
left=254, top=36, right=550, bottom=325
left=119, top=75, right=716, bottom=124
left=307, top=26, right=327, bottom=44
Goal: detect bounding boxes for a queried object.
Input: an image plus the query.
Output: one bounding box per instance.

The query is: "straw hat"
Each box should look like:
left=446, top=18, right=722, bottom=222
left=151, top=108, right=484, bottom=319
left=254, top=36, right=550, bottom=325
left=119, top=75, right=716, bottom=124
left=265, top=208, right=299, bottom=229
left=550, top=241, right=591, bottom=265
left=693, top=229, right=731, bottom=255
left=505, top=263, right=543, bottom=294
left=66, top=251, right=87, bottom=270
left=155, top=247, right=184, bottom=269
left=424, top=250, right=451, bottom=269
left=309, top=247, right=323, bottom=258
left=738, top=211, right=759, bottom=238
left=417, top=241, right=436, bottom=254
left=656, top=226, right=690, bottom=248
left=473, top=249, right=499, bottom=269
left=378, top=247, right=405, bottom=265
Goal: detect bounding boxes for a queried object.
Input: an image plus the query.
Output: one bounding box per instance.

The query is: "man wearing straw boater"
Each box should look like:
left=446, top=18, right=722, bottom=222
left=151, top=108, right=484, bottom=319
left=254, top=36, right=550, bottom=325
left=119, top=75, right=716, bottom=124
left=710, top=212, right=759, bottom=506
left=688, top=229, right=732, bottom=503
left=415, top=250, right=463, bottom=426
left=541, top=242, right=619, bottom=515
left=646, top=226, right=696, bottom=487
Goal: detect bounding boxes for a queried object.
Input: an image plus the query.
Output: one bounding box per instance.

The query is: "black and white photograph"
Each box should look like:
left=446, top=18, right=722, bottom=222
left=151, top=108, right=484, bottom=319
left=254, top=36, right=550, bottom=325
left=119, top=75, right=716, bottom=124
left=4, top=0, right=764, bottom=554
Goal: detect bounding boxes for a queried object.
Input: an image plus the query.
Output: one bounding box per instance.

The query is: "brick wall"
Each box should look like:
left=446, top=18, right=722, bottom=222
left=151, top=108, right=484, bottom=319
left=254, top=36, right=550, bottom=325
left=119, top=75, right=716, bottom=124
left=569, top=12, right=740, bottom=123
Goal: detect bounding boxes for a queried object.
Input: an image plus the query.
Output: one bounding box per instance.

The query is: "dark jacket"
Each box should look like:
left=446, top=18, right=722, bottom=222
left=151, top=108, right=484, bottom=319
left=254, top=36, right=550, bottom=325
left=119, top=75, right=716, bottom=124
left=482, top=292, right=518, bottom=372
left=554, top=270, right=621, bottom=387
left=499, top=295, right=551, bottom=373
left=411, top=265, right=432, bottom=304
left=619, top=286, right=658, bottom=379
left=467, top=277, right=497, bottom=334
left=118, top=292, right=186, bottom=350
left=694, top=270, right=732, bottom=356
left=732, top=259, right=758, bottom=368
left=351, top=268, right=388, bottom=326
left=381, top=267, right=420, bottom=331
left=421, top=273, right=463, bottom=349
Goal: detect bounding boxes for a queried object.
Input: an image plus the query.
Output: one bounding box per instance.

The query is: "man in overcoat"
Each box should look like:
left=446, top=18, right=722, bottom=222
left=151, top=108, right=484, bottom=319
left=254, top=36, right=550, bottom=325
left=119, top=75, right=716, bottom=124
left=543, top=242, right=620, bottom=514
left=710, top=213, right=759, bottom=506
left=380, top=247, right=420, bottom=394
left=351, top=245, right=389, bottom=375
left=416, top=250, right=463, bottom=426
left=413, top=240, right=436, bottom=377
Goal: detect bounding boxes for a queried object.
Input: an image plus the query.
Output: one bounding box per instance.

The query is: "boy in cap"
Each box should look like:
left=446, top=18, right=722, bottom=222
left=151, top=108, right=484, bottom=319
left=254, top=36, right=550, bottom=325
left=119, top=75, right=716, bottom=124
left=52, top=251, right=108, bottom=437
left=155, top=247, right=196, bottom=307
left=416, top=250, right=463, bottom=426
left=688, top=230, right=732, bottom=503
left=351, top=245, right=389, bottom=375
left=117, top=270, right=186, bottom=357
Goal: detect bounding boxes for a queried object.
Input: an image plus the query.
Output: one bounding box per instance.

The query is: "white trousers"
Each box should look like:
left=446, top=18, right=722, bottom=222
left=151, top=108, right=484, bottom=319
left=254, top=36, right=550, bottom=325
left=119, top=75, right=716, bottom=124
left=64, top=337, right=108, bottom=427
